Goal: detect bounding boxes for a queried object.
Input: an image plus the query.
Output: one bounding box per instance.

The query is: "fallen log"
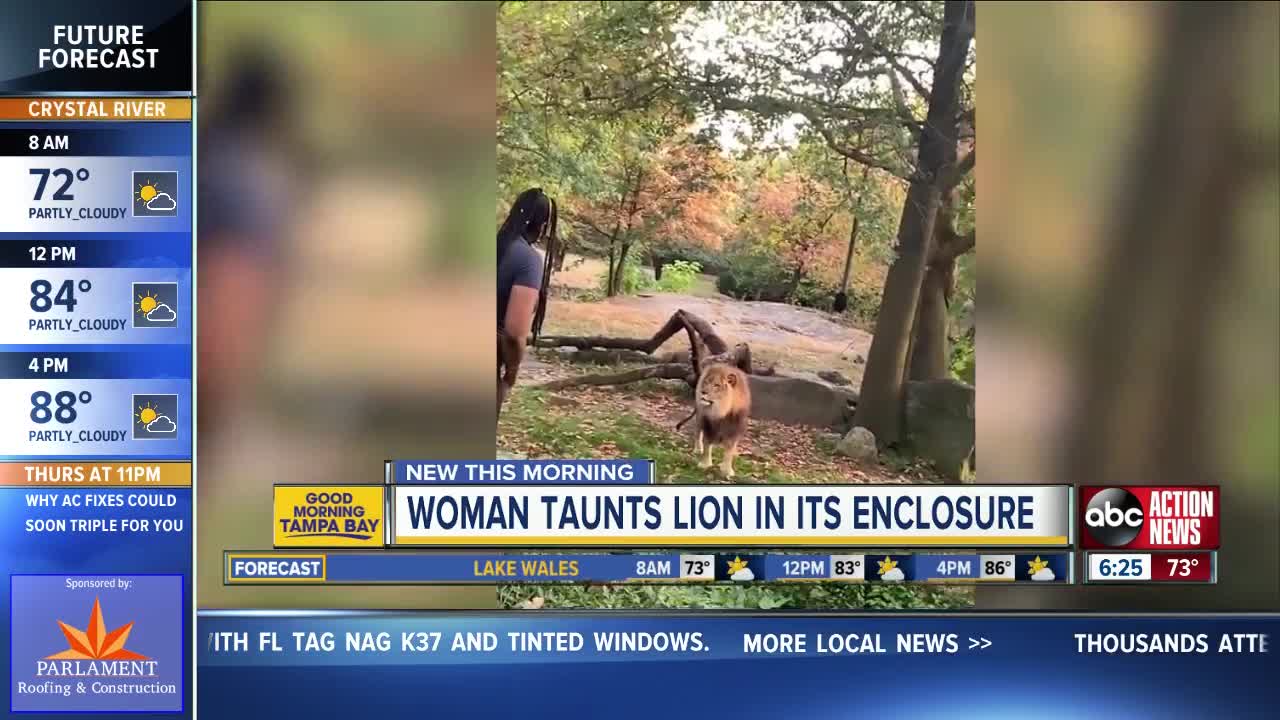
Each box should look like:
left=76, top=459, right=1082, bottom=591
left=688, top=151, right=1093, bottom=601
left=531, top=310, right=771, bottom=391
left=534, top=309, right=729, bottom=355
left=556, top=348, right=661, bottom=365
left=536, top=364, right=693, bottom=390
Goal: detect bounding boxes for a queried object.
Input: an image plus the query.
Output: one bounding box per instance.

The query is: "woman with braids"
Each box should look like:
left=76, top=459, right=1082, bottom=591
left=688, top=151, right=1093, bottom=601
left=497, top=188, right=558, bottom=416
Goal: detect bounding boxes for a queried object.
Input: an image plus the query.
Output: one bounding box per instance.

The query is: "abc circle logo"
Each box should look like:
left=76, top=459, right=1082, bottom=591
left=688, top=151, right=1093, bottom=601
left=1084, top=488, right=1145, bottom=547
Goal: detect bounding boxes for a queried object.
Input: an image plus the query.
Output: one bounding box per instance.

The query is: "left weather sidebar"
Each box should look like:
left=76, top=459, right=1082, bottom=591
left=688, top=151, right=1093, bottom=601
left=0, top=2, right=195, bottom=716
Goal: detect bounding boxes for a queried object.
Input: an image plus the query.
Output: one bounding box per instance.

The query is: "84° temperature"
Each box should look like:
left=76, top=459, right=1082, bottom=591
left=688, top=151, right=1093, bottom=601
left=31, top=279, right=91, bottom=312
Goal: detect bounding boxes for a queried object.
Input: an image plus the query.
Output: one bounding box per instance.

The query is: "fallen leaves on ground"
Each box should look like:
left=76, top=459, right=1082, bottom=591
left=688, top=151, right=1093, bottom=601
left=500, top=373, right=947, bottom=485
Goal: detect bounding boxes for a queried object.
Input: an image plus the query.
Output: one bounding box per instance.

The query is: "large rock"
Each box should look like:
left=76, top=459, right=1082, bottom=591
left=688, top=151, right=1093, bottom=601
left=747, top=373, right=857, bottom=430
left=836, top=427, right=878, bottom=462
left=818, top=369, right=852, bottom=386
left=903, top=379, right=975, bottom=482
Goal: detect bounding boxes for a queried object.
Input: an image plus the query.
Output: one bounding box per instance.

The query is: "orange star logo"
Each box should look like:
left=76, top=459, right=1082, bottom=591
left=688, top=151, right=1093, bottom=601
left=44, top=597, right=148, bottom=661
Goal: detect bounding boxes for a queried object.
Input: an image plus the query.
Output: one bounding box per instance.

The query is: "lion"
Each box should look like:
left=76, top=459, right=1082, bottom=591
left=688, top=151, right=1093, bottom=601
left=676, top=363, right=751, bottom=477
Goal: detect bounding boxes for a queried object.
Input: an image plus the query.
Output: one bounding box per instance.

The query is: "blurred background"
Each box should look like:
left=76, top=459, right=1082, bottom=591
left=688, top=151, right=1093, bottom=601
left=195, top=1, right=498, bottom=609
left=978, top=1, right=1278, bottom=610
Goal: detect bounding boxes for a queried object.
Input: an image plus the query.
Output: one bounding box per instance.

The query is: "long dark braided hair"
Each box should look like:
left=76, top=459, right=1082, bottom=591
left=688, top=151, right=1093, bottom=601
left=497, top=187, right=558, bottom=344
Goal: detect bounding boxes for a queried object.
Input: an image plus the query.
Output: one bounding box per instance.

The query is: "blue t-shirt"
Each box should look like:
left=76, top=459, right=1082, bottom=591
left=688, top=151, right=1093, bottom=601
left=498, top=237, right=544, bottom=328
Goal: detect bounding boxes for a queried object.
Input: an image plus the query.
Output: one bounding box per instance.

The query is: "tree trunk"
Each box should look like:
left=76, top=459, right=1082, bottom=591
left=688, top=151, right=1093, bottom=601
left=908, top=259, right=952, bottom=380
left=610, top=239, right=634, bottom=296
left=838, top=218, right=860, bottom=292
left=908, top=189, right=970, bottom=382
left=833, top=217, right=860, bottom=313
left=852, top=0, right=973, bottom=444
left=835, top=162, right=871, bottom=314
left=651, top=250, right=664, bottom=282
left=606, top=232, right=618, bottom=297
left=784, top=261, right=806, bottom=300
left=553, top=238, right=568, bottom=271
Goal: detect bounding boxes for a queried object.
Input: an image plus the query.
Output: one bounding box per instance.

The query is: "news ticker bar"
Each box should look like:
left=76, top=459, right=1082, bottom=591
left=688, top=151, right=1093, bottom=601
left=1084, top=551, right=1218, bottom=584
left=225, top=551, right=1076, bottom=585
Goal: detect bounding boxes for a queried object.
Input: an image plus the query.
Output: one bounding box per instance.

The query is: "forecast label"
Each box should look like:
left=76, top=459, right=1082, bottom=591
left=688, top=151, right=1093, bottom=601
left=223, top=551, right=1077, bottom=585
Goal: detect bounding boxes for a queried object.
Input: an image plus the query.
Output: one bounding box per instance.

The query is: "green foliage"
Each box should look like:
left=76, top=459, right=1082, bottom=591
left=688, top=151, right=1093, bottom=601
left=716, top=251, right=790, bottom=300
left=950, top=332, right=975, bottom=384
left=717, top=255, right=881, bottom=325
left=593, top=258, right=705, bottom=296
left=655, top=260, right=702, bottom=293
left=497, top=581, right=972, bottom=611
left=599, top=261, right=655, bottom=296
left=652, top=246, right=730, bottom=276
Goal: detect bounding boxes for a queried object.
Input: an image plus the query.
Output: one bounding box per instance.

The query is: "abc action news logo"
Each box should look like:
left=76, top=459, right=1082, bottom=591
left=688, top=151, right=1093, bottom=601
left=1080, top=486, right=1220, bottom=550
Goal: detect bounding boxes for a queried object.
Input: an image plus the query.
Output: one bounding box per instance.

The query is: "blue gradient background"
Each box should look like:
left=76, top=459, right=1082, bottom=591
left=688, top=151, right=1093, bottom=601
left=0, top=233, right=192, bottom=268
left=0, top=124, right=191, bottom=158
left=0, top=488, right=192, bottom=718
left=195, top=612, right=1279, bottom=719
left=0, top=347, right=191, bottom=380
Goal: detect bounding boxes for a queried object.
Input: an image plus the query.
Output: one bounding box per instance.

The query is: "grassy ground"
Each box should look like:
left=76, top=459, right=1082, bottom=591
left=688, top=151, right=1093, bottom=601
left=498, top=579, right=974, bottom=611
left=496, top=375, right=973, bottom=610
left=499, top=379, right=943, bottom=485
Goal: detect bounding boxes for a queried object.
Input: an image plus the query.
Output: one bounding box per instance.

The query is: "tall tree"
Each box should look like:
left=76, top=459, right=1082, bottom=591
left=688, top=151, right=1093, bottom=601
left=497, top=1, right=690, bottom=202
left=678, top=0, right=975, bottom=443
left=570, top=131, right=730, bottom=296
left=738, top=170, right=845, bottom=300
left=852, top=0, right=974, bottom=441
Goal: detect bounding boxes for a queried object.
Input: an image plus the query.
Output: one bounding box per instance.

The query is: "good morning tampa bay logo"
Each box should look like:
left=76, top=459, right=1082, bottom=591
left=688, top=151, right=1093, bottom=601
left=276, top=489, right=383, bottom=543
left=38, top=597, right=158, bottom=677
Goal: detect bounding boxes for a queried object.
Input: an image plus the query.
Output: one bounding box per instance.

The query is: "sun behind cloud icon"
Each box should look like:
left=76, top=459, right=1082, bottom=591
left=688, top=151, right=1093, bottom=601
left=726, top=556, right=755, bottom=581
left=878, top=557, right=905, bottom=582
left=1029, top=556, right=1056, bottom=582
left=45, top=597, right=148, bottom=661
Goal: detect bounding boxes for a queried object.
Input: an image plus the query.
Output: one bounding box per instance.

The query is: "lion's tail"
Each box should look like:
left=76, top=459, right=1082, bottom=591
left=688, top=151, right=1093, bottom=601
left=675, top=408, right=697, bottom=431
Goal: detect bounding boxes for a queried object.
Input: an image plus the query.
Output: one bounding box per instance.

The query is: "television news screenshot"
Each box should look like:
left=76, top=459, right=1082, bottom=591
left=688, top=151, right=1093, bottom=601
left=0, top=1, right=1276, bottom=717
